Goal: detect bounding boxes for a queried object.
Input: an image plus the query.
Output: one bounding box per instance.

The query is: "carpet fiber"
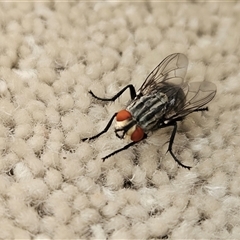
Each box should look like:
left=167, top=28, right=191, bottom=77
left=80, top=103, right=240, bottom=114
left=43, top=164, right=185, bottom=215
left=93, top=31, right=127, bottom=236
left=0, top=1, right=240, bottom=239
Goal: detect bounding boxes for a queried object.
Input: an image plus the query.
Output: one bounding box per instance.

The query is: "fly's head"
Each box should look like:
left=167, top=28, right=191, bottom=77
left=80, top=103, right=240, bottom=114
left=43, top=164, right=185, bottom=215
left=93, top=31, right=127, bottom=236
left=114, top=110, right=145, bottom=142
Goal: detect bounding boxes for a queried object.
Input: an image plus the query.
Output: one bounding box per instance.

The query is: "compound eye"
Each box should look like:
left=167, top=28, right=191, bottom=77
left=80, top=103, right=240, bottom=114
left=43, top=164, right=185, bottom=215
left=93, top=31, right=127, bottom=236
left=116, top=110, right=132, bottom=121
left=131, top=126, right=144, bottom=142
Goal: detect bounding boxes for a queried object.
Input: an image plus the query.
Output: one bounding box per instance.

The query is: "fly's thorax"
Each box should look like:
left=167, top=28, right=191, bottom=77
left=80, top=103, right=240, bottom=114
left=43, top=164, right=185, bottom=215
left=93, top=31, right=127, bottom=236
left=114, top=110, right=145, bottom=142
left=126, top=92, right=169, bottom=131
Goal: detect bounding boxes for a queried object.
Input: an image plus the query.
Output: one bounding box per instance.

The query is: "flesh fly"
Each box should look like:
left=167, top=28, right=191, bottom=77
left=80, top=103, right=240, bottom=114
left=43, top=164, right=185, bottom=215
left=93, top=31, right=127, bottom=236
left=82, top=53, right=216, bottom=169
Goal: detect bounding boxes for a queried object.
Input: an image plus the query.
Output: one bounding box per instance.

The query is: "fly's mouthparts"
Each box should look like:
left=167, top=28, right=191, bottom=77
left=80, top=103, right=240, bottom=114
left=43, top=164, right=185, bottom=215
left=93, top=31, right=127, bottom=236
left=115, top=129, right=125, bottom=139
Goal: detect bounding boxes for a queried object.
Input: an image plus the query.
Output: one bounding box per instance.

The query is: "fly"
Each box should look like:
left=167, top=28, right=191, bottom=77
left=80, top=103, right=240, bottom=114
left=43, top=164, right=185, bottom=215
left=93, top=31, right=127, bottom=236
left=82, top=53, right=216, bottom=169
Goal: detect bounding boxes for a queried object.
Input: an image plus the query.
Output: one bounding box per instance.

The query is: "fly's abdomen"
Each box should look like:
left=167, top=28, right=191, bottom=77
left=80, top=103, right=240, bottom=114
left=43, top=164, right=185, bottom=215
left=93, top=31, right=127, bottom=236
left=127, top=92, right=168, bottom=131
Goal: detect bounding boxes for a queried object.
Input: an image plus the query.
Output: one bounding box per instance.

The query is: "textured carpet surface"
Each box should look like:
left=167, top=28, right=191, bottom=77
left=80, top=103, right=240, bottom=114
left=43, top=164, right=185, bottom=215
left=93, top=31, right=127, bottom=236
left=0, top=1, right=240, bottom=239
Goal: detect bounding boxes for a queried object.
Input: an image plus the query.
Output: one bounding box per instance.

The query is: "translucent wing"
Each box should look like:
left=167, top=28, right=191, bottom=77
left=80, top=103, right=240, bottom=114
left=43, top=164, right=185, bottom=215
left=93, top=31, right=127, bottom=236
left=166, top=81, right=217, bottom=120
left=138, top=53, right=188, bottom=95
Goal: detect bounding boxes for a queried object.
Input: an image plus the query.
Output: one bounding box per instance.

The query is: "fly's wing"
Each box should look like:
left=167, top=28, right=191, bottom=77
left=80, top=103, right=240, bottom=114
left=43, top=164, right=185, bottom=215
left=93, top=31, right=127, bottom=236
left=138, top=53, right=188, bottom=96
left=166, top=81, right=217, bottom=120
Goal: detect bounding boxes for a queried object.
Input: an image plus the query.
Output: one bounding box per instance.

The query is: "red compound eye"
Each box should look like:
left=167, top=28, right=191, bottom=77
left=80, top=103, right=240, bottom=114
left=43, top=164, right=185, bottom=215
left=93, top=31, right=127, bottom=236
left=116, top=110, right=132, bottom=121
left=131, top=126, right=144, bottom=142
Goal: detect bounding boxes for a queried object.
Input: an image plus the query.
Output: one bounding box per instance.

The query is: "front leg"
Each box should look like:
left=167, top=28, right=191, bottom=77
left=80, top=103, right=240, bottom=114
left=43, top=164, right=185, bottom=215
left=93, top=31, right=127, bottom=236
left=102, top=133, right=148, bottom=161
left=89, top=84, right=136, bottom=102
left=82, top=113, right=117, bottom=141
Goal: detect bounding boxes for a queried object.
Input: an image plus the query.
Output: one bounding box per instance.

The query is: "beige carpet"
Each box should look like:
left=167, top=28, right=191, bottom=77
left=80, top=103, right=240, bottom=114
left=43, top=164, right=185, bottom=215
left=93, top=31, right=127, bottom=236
left=0, top=1, right=239, bottom=239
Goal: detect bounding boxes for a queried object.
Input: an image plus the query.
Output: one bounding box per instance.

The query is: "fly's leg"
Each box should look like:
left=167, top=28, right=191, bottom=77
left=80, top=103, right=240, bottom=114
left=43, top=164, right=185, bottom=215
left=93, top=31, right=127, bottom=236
left=102, top=141, right=137, bottom=162
left=164, top=106, right=208, bottom=169
left=83, top=85, right=136, bottom=146
left=82, top=113, right=117, bottom=141
left=167, top=121, right=192, bottom=170
left=102, top=133, right=147, bottom=161
left=89, top=84, right=136, bottom=101
left=194, top=107, right=209, bottom=112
